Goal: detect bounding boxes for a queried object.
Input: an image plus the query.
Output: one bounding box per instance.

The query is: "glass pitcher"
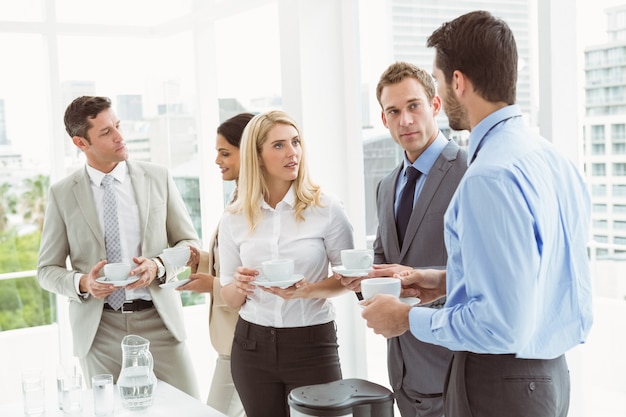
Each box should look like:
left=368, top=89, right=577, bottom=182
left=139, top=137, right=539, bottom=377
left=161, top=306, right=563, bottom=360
left=117, top=335, right=157, bottom=410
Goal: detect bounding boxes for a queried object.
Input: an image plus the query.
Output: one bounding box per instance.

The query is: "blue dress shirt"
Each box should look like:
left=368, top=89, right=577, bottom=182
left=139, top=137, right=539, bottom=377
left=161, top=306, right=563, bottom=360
left=409, top=105, right=593, bottom=359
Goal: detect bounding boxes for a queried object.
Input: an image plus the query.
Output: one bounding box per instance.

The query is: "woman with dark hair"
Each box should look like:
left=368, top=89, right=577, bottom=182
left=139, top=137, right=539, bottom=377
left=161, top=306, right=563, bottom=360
left=180, top=112, right=254, bottom=417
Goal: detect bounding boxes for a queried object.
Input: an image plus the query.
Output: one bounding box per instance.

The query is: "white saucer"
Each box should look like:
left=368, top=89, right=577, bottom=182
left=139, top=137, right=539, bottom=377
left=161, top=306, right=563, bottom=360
left=96, top=277, right=139, bottom=287
left=332, top=266, right=372, bottom=277
left=159, top=266, right=192, bottom=290
left=159, top=278, right=191, bottom=290
left=400, top=297, right=421, bottom=306
left=359, top=296, right=421, bottom=309
left=253, top=274, right=304, bottom=289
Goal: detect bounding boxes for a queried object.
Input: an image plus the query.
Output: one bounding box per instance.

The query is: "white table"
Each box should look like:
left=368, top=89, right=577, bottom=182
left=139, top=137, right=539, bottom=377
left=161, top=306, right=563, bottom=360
left=1, top=379, right=227, bottom=417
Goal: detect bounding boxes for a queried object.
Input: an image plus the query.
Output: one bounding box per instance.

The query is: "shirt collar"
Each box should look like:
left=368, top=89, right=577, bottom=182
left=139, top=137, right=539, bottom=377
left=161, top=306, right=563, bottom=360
left=403, top=131, right=448, bottom=176
left=87, top=161, right=128, bottom=187
left=468, top=104, right=522, bottom=165
left=260, top=183, right=297, bottom=210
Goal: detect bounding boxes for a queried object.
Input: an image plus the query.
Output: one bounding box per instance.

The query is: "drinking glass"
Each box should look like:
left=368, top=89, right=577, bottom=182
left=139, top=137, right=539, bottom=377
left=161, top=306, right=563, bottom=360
left=21, top=369, right=45, bottom=416
left=61, top=371, right=83, bottom=416
left=92, top=373, right=115, bottom=416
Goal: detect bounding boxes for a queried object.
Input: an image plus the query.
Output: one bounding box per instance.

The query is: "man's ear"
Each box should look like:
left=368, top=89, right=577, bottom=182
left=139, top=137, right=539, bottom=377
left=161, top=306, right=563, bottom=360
left=381, top=110, right=389, bottom=129
left=431, top=95, right=442, bottom=117
left=452, top=70, right=468, bottom=99
left=72, top=135, right=89, bottom=151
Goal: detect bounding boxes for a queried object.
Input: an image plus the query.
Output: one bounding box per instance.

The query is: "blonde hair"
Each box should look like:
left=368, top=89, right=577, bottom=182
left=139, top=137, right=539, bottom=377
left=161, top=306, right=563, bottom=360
left=229, top=110, right=322, bottom=231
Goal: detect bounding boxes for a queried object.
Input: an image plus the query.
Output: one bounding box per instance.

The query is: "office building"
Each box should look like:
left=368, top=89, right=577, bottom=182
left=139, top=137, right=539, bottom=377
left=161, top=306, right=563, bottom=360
left=584, top=5, right=626, bottom=260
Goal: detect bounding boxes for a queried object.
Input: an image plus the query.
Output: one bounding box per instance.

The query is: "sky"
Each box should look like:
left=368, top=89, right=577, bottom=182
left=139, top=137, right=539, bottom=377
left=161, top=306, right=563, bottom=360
left=578, top=0, right=626, bottom=46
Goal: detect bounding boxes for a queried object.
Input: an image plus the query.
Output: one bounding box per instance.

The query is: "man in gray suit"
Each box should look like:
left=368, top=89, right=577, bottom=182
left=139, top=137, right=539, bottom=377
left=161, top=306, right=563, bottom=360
left=37, top=96, right=200, bottom=398
left=339, top=62, right=466, bottom=416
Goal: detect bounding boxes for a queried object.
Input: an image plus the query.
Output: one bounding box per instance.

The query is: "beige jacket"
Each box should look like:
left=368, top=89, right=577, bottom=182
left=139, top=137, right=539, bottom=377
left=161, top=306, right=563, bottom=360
left=197, top=227, right=240, bottom=356
left=37, top=161, right=200, bottom=358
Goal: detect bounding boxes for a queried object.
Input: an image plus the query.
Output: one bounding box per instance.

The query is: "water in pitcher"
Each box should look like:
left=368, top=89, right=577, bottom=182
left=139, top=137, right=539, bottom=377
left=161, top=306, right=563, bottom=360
left=118, top=365, right=155, bottom=410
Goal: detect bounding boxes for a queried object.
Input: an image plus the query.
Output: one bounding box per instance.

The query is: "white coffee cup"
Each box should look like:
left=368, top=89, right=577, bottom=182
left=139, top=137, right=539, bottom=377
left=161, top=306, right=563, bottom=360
left=341, top=249, right=374, bottom=270
left=360, top=277, right=401, bottom=300
left=161, top=246, right=190, bottom=268
left=103, top=263, right=131, bottom=281
left=261, top=259, right=294, bottom=282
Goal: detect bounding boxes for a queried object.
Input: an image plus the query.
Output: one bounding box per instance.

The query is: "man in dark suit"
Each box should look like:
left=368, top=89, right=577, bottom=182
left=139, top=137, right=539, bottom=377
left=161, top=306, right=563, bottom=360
left=338, top=62, right=466, bottom=416
left=37, top=96, right=200, bottom=398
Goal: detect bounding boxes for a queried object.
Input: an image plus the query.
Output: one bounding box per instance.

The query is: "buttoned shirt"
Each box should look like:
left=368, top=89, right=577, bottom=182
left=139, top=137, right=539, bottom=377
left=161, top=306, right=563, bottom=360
left=219, top=186, right=354, bottom=327
left=409, top=105, right=593, bottom=359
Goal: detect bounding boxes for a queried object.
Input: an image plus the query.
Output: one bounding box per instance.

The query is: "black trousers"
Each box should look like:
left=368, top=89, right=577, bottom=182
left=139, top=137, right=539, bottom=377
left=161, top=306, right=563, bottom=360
left=231, top=318, right=342, bottom=417
left=445, top=351, right=570, bottom=417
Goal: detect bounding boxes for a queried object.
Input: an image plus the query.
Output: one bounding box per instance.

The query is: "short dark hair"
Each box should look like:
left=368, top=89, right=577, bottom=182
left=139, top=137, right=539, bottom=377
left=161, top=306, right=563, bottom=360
left=376, top=62, right=436, bottom=108
left=217, top=113, right=255, bottom=148
left=427, top=10, right=517, bottom=105
left=63, top=96, right=112, bottom=141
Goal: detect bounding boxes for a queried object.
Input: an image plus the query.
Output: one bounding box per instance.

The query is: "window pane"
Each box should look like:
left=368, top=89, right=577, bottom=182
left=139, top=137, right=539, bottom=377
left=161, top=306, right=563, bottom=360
left=592, top=184, right=607, bottom=196
left=593, top=203, right=608, bottom=213
left=592, top=143, right=605, bottom=154
left=592, top=163, right=606, bottom=176
left=613, top=184, right=626, bottom=196
left=0, top=33, right=54, bottom=329
left=0, top=0, right=42, bottom=21
left=614, top=163, right=626, bottom=175
left=614, top=220, right=626, bottom=230
left=612, top=123, right=626, bottom=141
left=591, top=124, right=605, bottom=141
left=594, top=219, right=608, bottom=228
left=55, top=0, right=192, bottom=25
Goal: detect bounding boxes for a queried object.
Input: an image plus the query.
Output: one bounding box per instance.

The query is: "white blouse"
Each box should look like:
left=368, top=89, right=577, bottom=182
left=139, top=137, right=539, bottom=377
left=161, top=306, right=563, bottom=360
left=219, top=186, right=354, bottom=327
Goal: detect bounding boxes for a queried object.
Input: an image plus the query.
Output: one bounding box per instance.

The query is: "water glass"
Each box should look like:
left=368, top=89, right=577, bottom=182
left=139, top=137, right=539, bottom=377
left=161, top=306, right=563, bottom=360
left=21, top=369, right=45, bottom=416
left=92, top=373, right=115, bottom=416
left=61, top=372, right=83, bottom=416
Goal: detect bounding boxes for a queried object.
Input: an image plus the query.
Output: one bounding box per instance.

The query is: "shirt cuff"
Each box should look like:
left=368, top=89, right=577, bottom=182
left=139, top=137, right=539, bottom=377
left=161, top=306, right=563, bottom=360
left=74, top=272, right=89, bottom=298
left=408, top=305, right=439, bottom=346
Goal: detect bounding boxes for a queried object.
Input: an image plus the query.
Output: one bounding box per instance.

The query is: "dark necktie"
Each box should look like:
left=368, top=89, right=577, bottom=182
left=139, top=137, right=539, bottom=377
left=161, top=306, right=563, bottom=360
left=396, top=166, right=420, bottom=246
left=102, top=175, right=125, bottom=310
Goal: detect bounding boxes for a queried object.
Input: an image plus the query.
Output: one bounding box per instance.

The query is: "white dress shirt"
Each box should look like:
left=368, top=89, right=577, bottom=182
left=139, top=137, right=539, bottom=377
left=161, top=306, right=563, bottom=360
left=74, top=161, right=150, bottom=301
left=219, top=186, right=354, bottom=327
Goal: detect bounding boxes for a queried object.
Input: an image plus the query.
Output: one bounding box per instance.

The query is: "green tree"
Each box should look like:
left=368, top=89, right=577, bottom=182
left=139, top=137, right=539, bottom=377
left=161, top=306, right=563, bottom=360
left=0, top=230, right=53, bottom=331
left=20, top=174, right=49, bottom=233
left=0, top=182, right=17, bottom=234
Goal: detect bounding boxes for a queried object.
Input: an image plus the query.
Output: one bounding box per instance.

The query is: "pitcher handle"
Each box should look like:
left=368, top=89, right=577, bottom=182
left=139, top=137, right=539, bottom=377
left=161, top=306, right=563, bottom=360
left=141, top=349, right=154, bottom=372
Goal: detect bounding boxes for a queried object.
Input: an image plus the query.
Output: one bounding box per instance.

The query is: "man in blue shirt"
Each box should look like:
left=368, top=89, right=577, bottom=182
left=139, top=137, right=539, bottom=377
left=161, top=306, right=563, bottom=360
left=361, top=10, right=593, bottom=417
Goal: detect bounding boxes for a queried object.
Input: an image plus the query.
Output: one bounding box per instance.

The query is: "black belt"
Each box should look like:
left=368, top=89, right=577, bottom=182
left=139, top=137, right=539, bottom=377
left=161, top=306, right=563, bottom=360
left=103, top=299, right=154, bottom=313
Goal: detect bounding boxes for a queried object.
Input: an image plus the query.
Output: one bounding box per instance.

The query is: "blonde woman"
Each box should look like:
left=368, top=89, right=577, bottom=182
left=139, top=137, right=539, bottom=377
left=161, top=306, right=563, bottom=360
left=218, top=110, right=354, bottom=417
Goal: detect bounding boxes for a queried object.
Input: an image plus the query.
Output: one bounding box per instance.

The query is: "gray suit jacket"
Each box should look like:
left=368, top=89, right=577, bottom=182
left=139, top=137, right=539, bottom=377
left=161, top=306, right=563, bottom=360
left=37, top=160, right=200, bottom=358
left=373, top=139, right=467, bottom=416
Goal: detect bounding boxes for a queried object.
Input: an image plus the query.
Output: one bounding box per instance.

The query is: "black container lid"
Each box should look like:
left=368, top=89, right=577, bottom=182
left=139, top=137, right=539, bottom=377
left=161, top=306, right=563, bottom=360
left=288, top=378, right=394, bottom=416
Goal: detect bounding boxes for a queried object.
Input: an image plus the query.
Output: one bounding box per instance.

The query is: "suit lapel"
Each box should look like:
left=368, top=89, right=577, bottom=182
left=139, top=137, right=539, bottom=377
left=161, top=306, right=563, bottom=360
left=127, top=162, right=150, bottom=246
left=380, top=164, right=403, bottom=257
left=73, top=168, right=106, bottom=251
left=400, top=141, right=457, bottom=258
